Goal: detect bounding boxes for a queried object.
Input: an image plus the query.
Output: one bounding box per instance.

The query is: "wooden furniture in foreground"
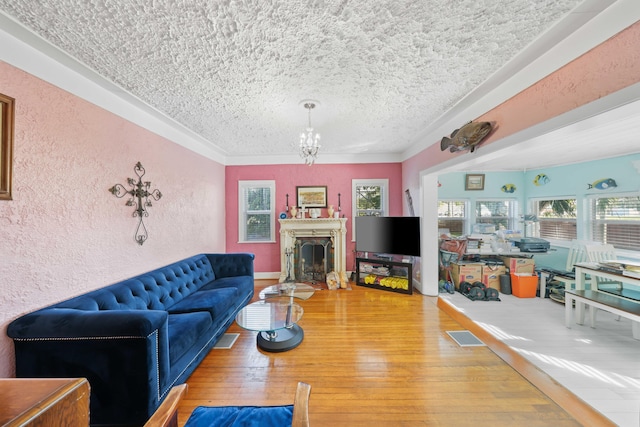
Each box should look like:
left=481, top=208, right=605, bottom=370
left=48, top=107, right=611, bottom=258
left=291, top=381, right=312, bottom=427
left=144, top=384, right=188, bottom=427
left=147, top=382, right=311, bottom=427
left=0, top=378, right=89, bottom=426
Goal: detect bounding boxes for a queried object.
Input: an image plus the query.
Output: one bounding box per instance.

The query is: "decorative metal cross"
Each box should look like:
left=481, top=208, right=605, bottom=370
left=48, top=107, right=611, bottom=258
left=109, top=162, right=162, bottom=245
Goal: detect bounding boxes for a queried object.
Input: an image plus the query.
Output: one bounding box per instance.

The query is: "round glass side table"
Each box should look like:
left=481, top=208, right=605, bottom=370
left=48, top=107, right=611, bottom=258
left=235, top=297, right=304, bottom=352
left=258, top=282, right=316, bottom=300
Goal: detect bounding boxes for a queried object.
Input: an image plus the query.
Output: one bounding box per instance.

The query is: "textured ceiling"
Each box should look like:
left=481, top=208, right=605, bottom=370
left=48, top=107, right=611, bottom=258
left=0, top=0, right=592, bottom=161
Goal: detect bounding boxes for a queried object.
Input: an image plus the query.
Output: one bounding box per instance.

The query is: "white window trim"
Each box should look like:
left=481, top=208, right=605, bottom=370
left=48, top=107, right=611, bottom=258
left=437, top=199, right=470, bottom=236
left=585, top=190, right=640, bottom=252
left=238, top=180, right=276, bottom=243
left=474, top=198, right=519, bottom=231
left=351, top=179, right=389, bottom=240
left=528, top=196, right=577, bottom=246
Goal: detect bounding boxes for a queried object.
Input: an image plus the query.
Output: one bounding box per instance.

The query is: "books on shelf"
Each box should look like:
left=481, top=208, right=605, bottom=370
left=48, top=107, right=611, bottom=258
left=590, top=260, right=640, bottom=278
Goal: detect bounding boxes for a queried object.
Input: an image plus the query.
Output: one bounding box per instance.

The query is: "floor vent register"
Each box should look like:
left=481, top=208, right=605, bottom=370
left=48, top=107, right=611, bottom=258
left=446, top=330, right=486, bottom=347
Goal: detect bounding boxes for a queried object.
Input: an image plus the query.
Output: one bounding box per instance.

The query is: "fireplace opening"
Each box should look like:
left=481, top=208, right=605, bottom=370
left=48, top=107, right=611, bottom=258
left=295, top=237, right=333, bottom=283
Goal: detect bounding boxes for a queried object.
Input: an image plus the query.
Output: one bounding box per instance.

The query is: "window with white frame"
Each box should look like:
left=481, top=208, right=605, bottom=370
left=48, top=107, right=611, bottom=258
left=438, top=200, right=468, bottom=236
left=589, top=194, right=640, bottom=250
left=238, top=180, right=276, bottom=243
left=533, top=198, right=577, bottom=241
left=352, top=179, right=389, bottom=237
left=475, top=199, right=518, bottom=231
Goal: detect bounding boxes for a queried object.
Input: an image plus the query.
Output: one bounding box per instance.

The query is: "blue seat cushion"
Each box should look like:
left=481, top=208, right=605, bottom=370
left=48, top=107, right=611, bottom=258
left=167, top=311, right=212, bottom=364
left=200, top=276, right=253, bottom=299
left=184, top=405, right=294, bottom=427
left=168, top=288, right=238, bottom=320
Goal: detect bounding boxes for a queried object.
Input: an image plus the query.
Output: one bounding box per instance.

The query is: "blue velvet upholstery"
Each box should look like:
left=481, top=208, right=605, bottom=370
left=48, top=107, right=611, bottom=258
left=169, top=288, right=238, bottom=320
left=7, top=253, right=254, bottom=426
left=167, top=311, right=213, bottom=364
left=184, top=405, right=294, bottom=427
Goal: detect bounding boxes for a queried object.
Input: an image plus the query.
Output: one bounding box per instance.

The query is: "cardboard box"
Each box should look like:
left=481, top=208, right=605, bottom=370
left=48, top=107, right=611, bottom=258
left=511, top=273, right=538, bottom=298
left=451, top=262, right=483, bottom=289
left=500, top=256, right=535, bottom=275
left=482, top=265, right=506, bottom=291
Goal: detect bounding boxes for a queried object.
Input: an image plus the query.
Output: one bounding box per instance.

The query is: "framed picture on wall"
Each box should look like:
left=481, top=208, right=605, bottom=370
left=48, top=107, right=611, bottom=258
left=296, top=186, right=327, bottom=208
left=465, top=174, right=485, bottom=191
left=0, top=93, right=15, bottom=201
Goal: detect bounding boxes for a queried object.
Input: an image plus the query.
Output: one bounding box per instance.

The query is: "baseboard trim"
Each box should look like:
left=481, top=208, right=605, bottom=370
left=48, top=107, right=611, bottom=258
left=254, top=271, right=354, bottom=280
left=254, top=272, right=280, bottom=280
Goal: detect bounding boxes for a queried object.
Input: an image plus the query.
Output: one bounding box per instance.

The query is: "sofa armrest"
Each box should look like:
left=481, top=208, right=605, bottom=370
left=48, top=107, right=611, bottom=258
left=8, top=308, right=168, bottom=339
left=9, top=309, right=171, bottom=426
left=206, top=253, right=255, bottom=279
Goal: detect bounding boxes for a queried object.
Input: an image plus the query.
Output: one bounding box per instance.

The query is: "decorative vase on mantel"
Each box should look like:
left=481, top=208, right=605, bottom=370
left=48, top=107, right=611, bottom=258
left=290, top=206, right=297, bottom=218
left=327, top=205, right=335, bottom=218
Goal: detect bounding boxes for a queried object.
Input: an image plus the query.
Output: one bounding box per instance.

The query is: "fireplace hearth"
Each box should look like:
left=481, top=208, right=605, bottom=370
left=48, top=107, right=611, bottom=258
left=278, top=218, right=347, bottom=284
left=295, top=237, right=333, bottom=283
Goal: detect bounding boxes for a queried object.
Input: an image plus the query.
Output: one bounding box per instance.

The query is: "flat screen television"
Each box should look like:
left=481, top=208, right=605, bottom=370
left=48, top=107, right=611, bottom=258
left=355, top=216, right=421, bottom=257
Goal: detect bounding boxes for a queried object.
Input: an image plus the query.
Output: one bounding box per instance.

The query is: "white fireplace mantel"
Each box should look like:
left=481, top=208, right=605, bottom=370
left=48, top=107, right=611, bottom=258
left=278, top=218, right=348, bottom=283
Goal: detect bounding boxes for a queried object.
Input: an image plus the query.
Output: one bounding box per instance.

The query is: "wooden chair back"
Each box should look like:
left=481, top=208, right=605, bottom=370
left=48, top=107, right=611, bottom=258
left=144, top=381, right=311, bottom=427
left=584, top=243, right=620, bottom=289
left=292, top=381, right=312, bottom=427
left=565, top=240, right=592, bottom=272
left=584, top=243, right=617, bottom=264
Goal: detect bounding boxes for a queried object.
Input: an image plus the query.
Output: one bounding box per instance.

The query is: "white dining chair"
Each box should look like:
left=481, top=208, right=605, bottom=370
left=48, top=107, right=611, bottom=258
left=584, top=243, right=622, bottom=322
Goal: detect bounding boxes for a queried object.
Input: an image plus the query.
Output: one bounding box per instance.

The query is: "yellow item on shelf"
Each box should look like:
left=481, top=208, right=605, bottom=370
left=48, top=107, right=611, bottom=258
left=379, top=277, right=409, bottom=290
left=364, top=274, right=377, bottom=285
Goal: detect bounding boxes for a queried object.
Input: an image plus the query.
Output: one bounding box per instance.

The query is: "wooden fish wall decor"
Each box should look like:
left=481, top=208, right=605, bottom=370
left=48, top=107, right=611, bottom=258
left=501, top=184, right=516, bottom=193
left=533, top=174, right=550, bottom=186
left=440, top=121, right=493, bottom=153
left=588, top=178, right=617, bottom=190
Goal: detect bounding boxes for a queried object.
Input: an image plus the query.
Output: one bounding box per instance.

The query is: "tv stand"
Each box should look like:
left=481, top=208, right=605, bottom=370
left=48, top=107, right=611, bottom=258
left=356, top=254, right=413, bottom=295
left=368, top=253, right=393, bottom=261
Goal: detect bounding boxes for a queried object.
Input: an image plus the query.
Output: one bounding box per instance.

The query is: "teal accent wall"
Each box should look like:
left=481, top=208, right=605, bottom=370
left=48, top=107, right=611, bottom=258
left=439, top=153, right=640, bottom=269
left=438, top=171, right=526, bottom=202
left=524, top=154, right=640, bottom=202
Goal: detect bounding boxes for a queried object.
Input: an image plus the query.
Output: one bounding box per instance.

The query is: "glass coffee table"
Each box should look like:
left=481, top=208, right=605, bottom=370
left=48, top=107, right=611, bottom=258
left=235, top=297, right=304, bottom=352
left=258, top=282, right=316, bottom=300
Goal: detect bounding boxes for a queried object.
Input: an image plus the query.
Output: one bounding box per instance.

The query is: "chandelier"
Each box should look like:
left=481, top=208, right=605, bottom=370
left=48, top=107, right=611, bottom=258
left=299, top=101, right=321, bottom=166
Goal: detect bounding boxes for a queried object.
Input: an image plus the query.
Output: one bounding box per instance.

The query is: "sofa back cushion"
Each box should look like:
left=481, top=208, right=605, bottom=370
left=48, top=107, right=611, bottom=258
left=56, top=255, right=216, bottom=311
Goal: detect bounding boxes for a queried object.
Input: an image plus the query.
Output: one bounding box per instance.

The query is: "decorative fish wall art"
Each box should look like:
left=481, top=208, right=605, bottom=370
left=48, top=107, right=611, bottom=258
left=501, top=184, right=516, bottom=193
left=533, top=174, right=550, bottom=186
left=588, top=178, right=617, bottom=190
left=440, top=121, right=493, bottom=153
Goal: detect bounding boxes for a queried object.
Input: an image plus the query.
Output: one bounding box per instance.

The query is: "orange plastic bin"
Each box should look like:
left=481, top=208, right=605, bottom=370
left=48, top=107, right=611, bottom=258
left=510, top=273, right=538, bottom=298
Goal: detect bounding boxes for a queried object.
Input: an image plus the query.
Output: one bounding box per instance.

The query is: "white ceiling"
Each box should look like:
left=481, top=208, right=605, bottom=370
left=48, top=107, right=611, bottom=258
left=0, top=0, right=638, bottom=168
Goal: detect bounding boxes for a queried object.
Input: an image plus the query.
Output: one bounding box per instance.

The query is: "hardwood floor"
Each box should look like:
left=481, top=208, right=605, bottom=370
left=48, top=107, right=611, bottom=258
left=176, top=281, right=605, bottom=426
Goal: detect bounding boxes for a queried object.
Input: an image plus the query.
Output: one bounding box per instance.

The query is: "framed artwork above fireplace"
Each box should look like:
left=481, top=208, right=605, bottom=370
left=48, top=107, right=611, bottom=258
left=296, top=185, right=327, bottom=208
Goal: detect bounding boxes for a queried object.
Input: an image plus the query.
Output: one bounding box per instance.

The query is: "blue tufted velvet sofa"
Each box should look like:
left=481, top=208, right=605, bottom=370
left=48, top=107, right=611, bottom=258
left=7, top=253, right=255, bottom=426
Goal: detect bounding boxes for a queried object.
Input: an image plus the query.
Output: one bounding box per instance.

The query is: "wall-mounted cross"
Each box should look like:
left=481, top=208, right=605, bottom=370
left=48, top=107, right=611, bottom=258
left=109, top=162, right=162, bottom=245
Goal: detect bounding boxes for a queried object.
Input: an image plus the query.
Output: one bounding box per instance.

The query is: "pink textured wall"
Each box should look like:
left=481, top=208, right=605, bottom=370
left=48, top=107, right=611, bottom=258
left=225, top=163, right=404, bottom=274
left=403, top=21, right=640, bottom=192
left=0, top=62, right=226, bottom=377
